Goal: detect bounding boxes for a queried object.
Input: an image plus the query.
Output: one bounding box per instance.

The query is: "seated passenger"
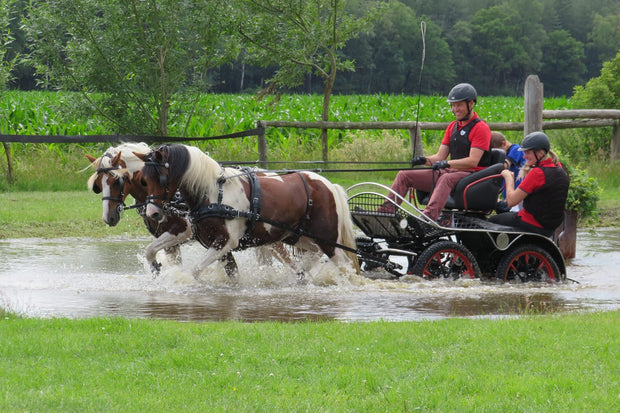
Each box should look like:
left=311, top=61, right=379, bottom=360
left=491, top=131, right=525, bottom=195
left=489, top=131, right=569, bottom=236
left=378, top=83, right=492, bottom=222
left=491, top=131, right=526, bottom=213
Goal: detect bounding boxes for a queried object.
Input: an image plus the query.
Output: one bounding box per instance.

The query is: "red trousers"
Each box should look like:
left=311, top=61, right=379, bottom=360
left=388, top=168, right=474, bottom=220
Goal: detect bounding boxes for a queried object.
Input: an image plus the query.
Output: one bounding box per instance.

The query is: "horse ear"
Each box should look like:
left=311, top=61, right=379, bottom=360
left=86, top=154, right=97, bottom=164
left=111, top=152, right=122, bottom=166
left=153, top=150, right=165, bottom=164
left=134, top=151, right=149, bottom=162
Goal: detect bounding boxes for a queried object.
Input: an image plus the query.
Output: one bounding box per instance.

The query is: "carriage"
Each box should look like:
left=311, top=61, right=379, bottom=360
left=346, top=150, right=567, bottom=282
left=89, top=143, right=567, bottom=283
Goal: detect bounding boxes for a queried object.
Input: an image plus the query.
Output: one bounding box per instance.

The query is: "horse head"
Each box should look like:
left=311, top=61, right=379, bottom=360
left=86, top=151, right=131, bottom=226
left=87, top=142, right=151, bottom=226
left=136, top=145, right=179, bottom=223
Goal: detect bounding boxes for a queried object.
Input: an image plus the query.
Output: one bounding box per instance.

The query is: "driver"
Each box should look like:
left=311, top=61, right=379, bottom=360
left=378, top=83, right=492, bottom=223
left=488, top=131, right=569, bottom=236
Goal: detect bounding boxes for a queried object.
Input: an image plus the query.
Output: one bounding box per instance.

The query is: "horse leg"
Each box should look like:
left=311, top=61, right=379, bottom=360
left=144, top=225, right=192, bottom=275
left=219, top=251, right=239, bottom=278
left=164, top=245, right=182, bottom=265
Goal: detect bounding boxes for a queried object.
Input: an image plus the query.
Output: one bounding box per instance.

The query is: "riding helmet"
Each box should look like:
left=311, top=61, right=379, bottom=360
left=447, top=83, right=477, bottom=103
left=519, top=131, right=550, bottom=153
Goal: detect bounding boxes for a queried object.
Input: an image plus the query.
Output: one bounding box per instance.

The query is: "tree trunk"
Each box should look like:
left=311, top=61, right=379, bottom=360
left=2, top=142, right=13, bottom=183
left=320, top=52, right=337, bottom=166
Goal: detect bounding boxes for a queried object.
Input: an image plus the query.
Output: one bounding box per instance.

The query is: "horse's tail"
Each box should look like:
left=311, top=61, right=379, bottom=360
left=332, top=184, right=360, bottom=273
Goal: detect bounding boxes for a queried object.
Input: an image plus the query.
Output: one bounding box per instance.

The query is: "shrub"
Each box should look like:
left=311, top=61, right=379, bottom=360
left=563, top=161, right=601, bottom=219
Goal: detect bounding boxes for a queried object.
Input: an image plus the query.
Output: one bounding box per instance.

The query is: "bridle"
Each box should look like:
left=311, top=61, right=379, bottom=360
left=96, top=153, right=127, bottom=211
left=143, top=154, right=172, bottom=207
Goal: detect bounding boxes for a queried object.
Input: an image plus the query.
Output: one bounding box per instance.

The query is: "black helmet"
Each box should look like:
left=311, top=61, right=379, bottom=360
left=447, top=83, right=477, bottom=103
left=519, top=131, right=550, bottom=153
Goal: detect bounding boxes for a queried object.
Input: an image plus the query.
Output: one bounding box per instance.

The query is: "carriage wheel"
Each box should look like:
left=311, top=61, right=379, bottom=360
left=495, top=244, right=561, bottom=282
left=411, top=241, right=480, bottom=280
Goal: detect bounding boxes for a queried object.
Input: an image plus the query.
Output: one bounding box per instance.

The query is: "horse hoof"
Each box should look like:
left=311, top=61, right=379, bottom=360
left=150, top=261, right=162, bottom=276
left=296, top=271, right=307, bottom=285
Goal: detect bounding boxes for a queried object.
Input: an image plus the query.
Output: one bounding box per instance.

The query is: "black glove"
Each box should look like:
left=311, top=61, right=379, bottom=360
left=411, top=156, right=427, bottom=167
left=495, top=200, right=510, bottom=213
left=431, top=160, right=450, bottom=170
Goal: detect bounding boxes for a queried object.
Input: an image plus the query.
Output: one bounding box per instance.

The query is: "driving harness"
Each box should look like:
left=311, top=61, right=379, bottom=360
left=189, top=167, right=314, bottom=249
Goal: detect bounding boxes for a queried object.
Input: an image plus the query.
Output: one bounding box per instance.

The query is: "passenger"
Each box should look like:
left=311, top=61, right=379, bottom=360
left=489, top=131, right=569, bottom=237
left=378, top=82, right=492, bottom=222
left=491, top=131, right=525, bottom=212
left=491, top=131, right=525, bottom=191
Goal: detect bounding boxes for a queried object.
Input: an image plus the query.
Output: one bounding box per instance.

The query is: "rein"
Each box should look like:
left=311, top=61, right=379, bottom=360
left=144, top=156, right=399, bottom=272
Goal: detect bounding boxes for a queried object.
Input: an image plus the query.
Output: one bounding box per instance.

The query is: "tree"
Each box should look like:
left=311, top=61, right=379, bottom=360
left=235, top=0, right=384, bottom=162
left=0, top=0, right=19, bottom=182
left=572, top=51, right=620, bottom=110
left=340, top=0, right=455, bottom=95
left=465, top=1, right=546, bottom=95
left=24, top=0, right=239, bottom=136
left=541, top=30, right=585, bottom=96
left=585, top=12, right=620, bottom=80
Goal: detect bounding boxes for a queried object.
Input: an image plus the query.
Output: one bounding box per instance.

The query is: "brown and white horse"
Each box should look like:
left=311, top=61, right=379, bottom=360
left=86, top=143, right=193, bottom=273
left=137, top=143, right=358, bottom=278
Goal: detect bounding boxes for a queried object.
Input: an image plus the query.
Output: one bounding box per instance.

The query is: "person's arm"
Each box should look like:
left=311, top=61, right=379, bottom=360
left=444, top=147, right=485, bottom=169
left=501, top=168, right=528, bottom=207
left=425, top=144, right=450, bottom=165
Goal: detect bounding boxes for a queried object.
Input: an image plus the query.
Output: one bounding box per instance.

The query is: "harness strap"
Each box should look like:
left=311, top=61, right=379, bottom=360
left=190, top=170, right=314, bottom=247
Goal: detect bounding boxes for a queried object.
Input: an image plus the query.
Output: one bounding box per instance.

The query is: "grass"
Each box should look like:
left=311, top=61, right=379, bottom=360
left=1, top=92, right=618, bottom=411
left=0, top=191, right=145, bottom=239
left=1, top=310, right=618, bottom=412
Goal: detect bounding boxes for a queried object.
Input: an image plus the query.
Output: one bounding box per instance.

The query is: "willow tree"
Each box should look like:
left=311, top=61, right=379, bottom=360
left=24, top=0, right=239, bottom=136
left=236, top=0, right=384, bottom=162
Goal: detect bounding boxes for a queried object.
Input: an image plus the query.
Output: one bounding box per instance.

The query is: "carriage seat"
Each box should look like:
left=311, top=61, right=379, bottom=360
left=415, top=148, right=506, bottom=212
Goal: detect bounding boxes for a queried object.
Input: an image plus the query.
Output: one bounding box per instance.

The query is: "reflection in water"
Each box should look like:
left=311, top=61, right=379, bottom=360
left=1, top=229, right=619, bottom=322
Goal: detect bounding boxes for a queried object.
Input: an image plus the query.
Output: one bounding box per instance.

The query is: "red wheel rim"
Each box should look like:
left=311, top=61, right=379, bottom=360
left=504, top=250, right=556, bottom=282
left=422, top=249, right=476, bottom=279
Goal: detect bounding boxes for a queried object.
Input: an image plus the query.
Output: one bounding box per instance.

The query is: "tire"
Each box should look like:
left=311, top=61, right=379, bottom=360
left=411, top=241, right=481, bottom=280
left=495, top=244, right=561, bottom=282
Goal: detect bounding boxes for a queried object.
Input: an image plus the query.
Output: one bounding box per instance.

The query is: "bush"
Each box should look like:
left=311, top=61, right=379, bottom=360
left=563, top=162, right=601, bottom=219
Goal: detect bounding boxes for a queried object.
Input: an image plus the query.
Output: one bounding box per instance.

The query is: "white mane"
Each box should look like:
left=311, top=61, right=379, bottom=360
left=87, top=142, right=151, bottom=190
left=103, top=142, right=151, bottom=174
left=181, top=145, right=226, bottom=197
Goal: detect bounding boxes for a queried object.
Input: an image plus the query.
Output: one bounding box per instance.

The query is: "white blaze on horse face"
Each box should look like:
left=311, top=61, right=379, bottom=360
left=101, top=179, right=113, bottom=224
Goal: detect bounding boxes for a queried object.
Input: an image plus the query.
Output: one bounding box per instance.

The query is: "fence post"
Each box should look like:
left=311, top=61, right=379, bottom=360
left=524, top=75, right=543, bottom=136
left=256, top=121, right=268, bottom=168
left=409, top=125, right=424, bottom=156
left=611, top=121, right=620, bottom=161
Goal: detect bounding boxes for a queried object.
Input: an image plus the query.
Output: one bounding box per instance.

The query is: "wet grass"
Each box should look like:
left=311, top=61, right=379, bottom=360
left=0, top=310, right=618, bottom=412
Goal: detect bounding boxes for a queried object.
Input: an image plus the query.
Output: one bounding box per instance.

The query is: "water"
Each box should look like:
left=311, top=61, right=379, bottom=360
left=1, top=229, right=619, bottom=322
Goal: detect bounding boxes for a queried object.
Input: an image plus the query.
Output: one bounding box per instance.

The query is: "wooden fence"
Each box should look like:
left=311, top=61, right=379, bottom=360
left=2, top=75, right=619, bottom=177
left=257, top=76, right=620, bottom=165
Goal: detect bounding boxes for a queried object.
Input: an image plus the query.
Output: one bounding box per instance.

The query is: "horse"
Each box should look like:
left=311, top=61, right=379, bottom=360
left=136, top=143, right=359, bottom=278
left=86, top=143, right=193, bottom=273
left=86, top=142, right=294, bottom=277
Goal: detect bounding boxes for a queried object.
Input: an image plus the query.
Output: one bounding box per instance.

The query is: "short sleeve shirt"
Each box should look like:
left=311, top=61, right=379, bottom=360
left=516, top=158, right=558, bottom=228
left=441, top=112, right=492, bottom=170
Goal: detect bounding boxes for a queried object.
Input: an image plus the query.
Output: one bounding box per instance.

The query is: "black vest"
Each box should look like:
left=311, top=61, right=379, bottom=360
left=449, top=118, right=492, bottom=167
left=523, top=164, right=570, bottom=229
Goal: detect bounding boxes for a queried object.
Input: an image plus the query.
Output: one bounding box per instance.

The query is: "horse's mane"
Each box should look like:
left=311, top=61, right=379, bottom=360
left=87, top=142, right=151, bottom=190
left=178, top=144, right=225, bottom=196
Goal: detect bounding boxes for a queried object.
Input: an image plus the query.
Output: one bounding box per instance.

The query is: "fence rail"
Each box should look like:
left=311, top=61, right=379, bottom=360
left=1, top=76, right=619, bottom=180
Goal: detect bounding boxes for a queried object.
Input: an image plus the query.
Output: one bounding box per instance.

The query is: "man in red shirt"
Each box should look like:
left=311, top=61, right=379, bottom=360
left=489, top=131, right=569, bottom=236
left=379, top=83, right=492, bottom=222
